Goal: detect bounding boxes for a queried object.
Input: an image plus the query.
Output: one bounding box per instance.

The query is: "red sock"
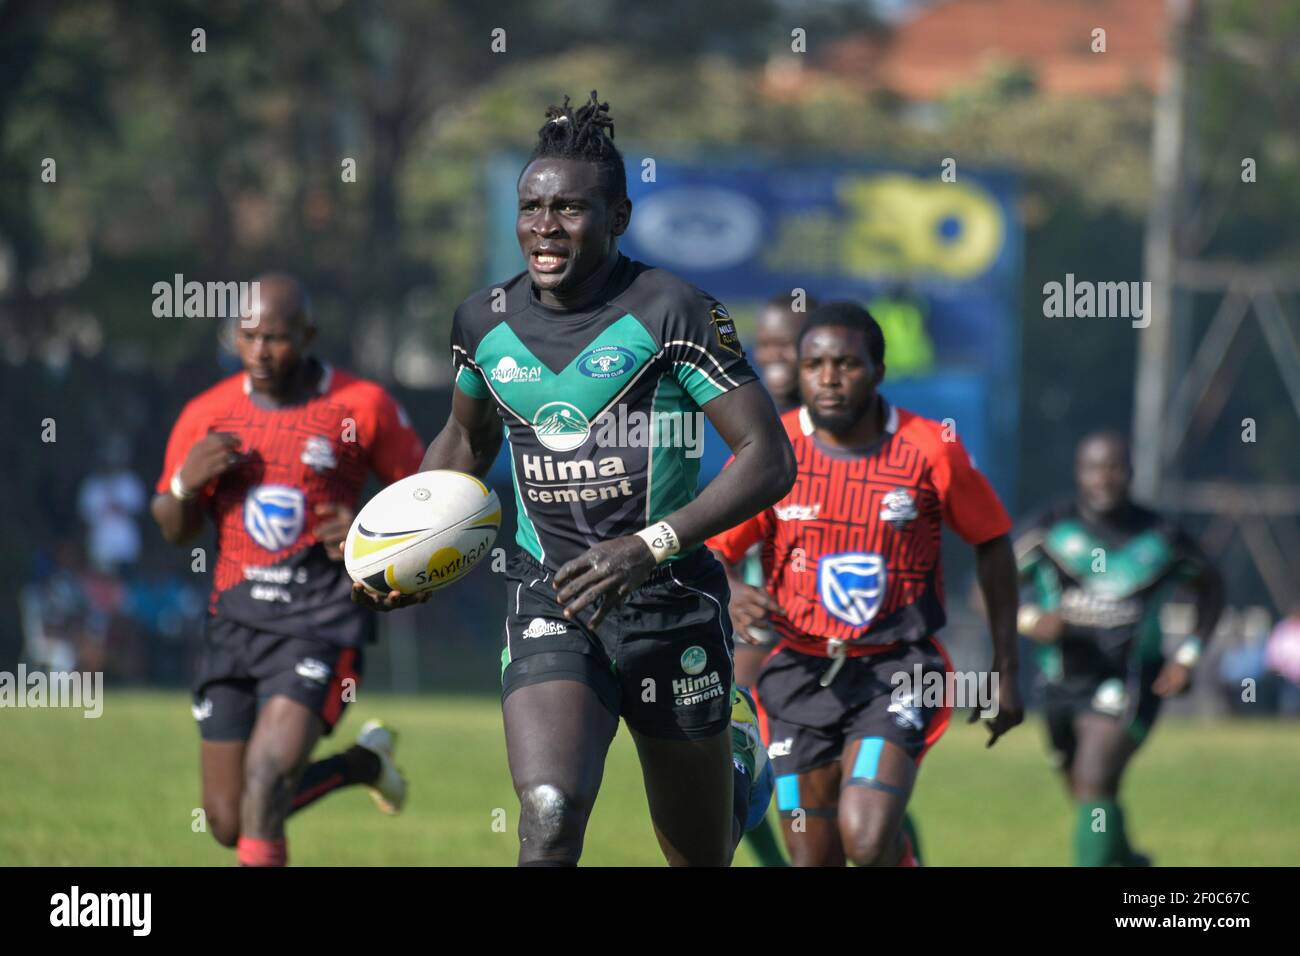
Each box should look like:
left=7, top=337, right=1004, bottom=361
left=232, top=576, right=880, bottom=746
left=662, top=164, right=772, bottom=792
left=897, top=833, right=919, bottom=868
left=237, top=836, right=287, bottom=867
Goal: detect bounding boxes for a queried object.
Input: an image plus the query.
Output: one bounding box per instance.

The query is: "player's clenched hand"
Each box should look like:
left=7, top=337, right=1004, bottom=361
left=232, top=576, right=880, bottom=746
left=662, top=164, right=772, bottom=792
left=1152, top=660, right=1193, bottom=698
left=554, top=535, right=658, bottom=630
left=350, top=581, right=432, bottom=612
left=314, top=503, right=354, bottom=561
left=728, top=584, right=780, bottom=645
left=969, top=678, right=1024, bottom=747
left=179, top=432, right=243, bottom=491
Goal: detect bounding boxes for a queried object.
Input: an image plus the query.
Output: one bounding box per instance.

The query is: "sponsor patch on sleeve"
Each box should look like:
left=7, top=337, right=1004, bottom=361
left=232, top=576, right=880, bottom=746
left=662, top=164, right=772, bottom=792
left=710, top=303, right=741, bottom=357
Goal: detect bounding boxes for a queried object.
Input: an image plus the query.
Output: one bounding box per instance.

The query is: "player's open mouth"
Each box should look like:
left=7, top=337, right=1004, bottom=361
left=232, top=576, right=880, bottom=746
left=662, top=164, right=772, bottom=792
left=532, top=250, right=569, bottom=274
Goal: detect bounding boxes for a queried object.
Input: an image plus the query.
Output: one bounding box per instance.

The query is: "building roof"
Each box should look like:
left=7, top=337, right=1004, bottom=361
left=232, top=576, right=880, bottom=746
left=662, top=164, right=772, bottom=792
left=822, top=0, right=1169, bottom=99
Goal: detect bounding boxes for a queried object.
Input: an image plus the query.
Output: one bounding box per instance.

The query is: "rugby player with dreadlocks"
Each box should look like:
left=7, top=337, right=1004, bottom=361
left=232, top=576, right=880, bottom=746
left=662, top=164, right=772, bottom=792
left=354, top=92, right=794, bottom=865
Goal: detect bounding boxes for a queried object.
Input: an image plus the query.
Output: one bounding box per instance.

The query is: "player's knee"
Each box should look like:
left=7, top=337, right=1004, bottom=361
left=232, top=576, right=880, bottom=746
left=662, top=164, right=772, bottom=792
left=205, top=804, right=241, bottom=847
left=1071, top=766, right=1122, bottom=801
left=841, top=818, right=899, bottom=867
left=243, top=751, right=296, bottom=808
left=517, top=783, right=586, bottom=861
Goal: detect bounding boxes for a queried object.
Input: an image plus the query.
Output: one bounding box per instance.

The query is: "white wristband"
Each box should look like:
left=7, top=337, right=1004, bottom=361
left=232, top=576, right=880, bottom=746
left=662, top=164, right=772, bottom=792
left=635, top=521, right=680, bottom=564
left=1017, top=604, right=1043, bottom=636
left=170, top=469, right=197, bottom=502
left=1174, top=637, right=1202, bottom=668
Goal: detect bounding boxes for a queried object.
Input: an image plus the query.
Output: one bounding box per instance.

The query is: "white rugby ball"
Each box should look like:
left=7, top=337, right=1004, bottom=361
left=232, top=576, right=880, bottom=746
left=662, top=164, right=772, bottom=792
left=345, top=470, right=500, bottom=596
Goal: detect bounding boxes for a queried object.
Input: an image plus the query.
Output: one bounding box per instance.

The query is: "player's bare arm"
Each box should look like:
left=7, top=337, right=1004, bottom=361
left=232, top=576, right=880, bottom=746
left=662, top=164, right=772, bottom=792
left=419, top=386, right=504, bottom=477
left=1152, top=561, right=1225, bottom=698
left=351, top=388, right=502, bottom=612
left=554, top=380, right=797, bottom=628
left=972, top=533, right=1024, bottom=746
left=150, top=431, right=243, bottom=545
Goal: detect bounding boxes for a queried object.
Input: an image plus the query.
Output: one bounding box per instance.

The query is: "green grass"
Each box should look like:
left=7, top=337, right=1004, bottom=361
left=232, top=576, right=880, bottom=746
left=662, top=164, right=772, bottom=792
left=1, top=691, right=1296, bottom=866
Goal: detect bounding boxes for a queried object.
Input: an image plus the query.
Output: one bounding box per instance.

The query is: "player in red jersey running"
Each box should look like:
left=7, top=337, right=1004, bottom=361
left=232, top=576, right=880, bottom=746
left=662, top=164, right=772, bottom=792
left=150, top=273, right=425, bottom=866
left=708, top=302, right=1023, bottom=866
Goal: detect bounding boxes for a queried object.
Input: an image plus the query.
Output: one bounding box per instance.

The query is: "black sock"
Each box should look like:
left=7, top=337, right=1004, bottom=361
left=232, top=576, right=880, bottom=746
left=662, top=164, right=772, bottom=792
left=290, top=746, right=380, bottom=815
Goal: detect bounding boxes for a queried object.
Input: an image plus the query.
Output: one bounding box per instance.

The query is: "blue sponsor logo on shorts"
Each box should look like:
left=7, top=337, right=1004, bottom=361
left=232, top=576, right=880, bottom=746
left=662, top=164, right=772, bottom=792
left=243, top=485, right=305, bottom=551
left=818, top=552, right=887, bottom=628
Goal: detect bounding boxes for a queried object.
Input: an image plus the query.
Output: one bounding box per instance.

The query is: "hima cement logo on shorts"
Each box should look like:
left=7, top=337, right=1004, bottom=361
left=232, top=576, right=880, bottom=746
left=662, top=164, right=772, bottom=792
left=680, top=646, right=708, bottom=675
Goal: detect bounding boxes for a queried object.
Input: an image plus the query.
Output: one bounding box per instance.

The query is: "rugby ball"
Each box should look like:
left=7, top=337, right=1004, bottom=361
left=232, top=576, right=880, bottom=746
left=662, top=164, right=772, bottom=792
left=345, top=470, right=500, bottom=596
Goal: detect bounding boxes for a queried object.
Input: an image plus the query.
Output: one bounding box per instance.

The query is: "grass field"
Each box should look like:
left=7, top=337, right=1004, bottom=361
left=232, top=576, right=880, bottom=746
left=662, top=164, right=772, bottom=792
left=2, top=691, right=1297, bottom=866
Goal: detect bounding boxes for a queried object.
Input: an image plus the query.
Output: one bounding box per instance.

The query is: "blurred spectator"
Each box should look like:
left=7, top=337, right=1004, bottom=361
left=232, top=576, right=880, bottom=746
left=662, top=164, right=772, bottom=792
left=76, top=432, right=146, bottom=574
left=1215, top=606, right=1278, bottom=714
left=1264, top=606, right=1300, bottom=716
left=124, top=548, right=206, bottom=684
left=18, top=539, right=87, bottom=673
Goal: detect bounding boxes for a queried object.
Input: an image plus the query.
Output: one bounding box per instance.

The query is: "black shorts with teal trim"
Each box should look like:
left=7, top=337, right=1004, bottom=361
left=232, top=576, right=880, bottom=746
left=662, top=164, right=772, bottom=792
left=1041, top=657, right=1165, bottom=768
left=500, top=549, right=734, bottom=741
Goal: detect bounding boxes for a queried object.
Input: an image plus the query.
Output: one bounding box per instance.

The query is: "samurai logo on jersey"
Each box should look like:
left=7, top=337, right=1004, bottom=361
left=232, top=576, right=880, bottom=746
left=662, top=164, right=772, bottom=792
left=818, top=552, right=887, bottom=628
left=491, top=356, right=542, bottom=384
left=244, top=485, right=305, bottom=551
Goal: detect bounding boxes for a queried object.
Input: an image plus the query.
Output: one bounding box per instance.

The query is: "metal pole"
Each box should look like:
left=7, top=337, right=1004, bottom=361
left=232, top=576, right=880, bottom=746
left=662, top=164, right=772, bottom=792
left=1133, top=0, right=1195, bottom=501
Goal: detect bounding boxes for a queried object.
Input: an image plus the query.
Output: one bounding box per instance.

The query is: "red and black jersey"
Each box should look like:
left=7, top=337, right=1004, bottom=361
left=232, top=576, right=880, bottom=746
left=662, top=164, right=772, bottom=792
left=155, top=361, right=425, bottom=646
left=708, top=403, right=1011, bottom=657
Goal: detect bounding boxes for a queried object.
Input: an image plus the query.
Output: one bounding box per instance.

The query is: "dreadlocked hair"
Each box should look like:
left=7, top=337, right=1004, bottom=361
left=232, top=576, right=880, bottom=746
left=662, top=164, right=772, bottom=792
left=526, top=90, right=627, bottom=205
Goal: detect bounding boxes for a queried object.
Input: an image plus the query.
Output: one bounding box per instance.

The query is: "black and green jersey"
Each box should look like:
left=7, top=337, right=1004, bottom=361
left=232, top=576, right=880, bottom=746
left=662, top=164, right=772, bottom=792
left=1014, top=501, right=1208, bottom=686
left=451, top=254, right=756, bottom=571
